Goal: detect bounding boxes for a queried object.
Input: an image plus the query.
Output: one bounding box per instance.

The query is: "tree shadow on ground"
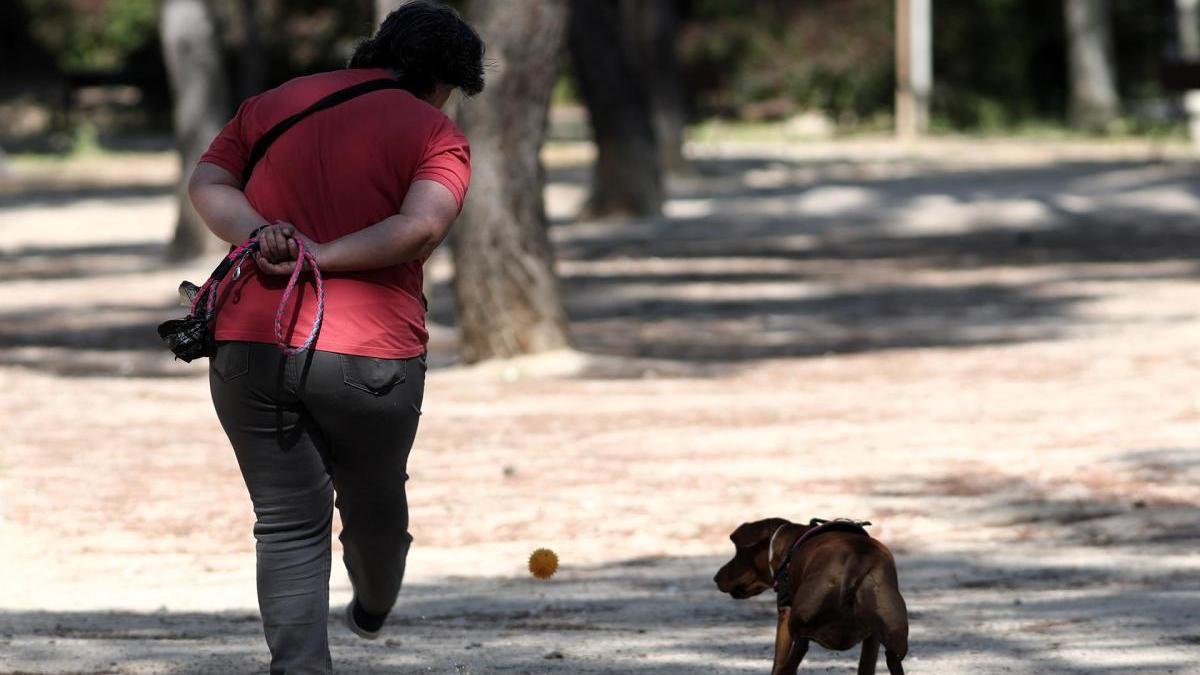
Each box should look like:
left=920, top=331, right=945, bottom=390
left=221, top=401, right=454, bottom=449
left=0, top=183, right=172, bottom=210
left=6, top=155, right=1200, bottom=375
left=0, top=242, right=172, bottom=282
left=432, top=155, right=1200, bottom=366
left=2, top=544, right=1194, bottom=673
left=0, top=302, right=179, bottom=353
left=2, top=446, right=1195, bottom=672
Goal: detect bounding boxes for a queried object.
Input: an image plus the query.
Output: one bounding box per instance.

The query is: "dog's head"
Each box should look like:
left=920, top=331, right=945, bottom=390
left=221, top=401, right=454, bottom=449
left=713, top=517, right=790, bottom=599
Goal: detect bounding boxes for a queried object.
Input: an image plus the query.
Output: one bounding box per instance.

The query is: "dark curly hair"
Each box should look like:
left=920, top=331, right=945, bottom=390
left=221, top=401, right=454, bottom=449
left=348, top=1, right=485, bottom=97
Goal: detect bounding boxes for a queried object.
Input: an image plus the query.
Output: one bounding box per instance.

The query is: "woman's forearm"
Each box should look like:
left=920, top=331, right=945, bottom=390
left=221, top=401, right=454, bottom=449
left=315, top=179, right=460, bottom=273
left=318, top=213, right=442, bottom=273
left=188, top=162, right=270, bottom=245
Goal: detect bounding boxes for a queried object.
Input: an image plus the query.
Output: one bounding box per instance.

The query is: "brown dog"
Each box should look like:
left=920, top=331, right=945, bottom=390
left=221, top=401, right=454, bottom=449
left=714, top=518, right=909, bottom=675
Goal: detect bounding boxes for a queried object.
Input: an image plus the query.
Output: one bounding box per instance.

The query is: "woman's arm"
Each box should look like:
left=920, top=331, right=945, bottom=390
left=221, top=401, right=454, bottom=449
left=258, top=179, right=462, bottom=275
left=318, top=180, right=460, bottom=272
left=187, top=162, right=270, bottom=246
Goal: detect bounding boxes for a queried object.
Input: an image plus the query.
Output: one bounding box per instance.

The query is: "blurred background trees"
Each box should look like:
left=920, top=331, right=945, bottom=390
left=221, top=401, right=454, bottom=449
left=452, top=0, right=574, bottom=361
left=3, top=0, right=1189, bottom=156
left=568, top=0, right=663, bottom=218
left=159, top=0, right=229, bottom=259
left=6, top=1, right=1189, bottom=149
left=4, top=0, right=1200, bottom=361
left=1064, top=0, right=1120, bottom=131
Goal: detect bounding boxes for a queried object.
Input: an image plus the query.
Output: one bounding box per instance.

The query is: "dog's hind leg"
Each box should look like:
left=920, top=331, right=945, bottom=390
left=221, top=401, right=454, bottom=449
left=875, top=579, right=909, bottom=675
left=857, top=636, right=879, bottom=675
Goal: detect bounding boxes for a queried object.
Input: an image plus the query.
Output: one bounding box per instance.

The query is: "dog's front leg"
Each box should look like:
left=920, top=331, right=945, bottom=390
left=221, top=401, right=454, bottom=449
left=770, top=607, right=793, bottom=674
left=776, top=637, right=809, bottom=675
left=771, top=607, right=809, bottom=675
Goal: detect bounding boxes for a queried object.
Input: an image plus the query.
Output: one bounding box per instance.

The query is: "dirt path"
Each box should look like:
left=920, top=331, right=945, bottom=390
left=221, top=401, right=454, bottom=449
left=2, top=140, right=1199, bottom=673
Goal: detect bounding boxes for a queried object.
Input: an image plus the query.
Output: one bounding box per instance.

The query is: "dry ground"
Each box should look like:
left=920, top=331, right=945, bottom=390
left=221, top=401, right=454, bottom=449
left=1, top=138, right=1199, bottom=674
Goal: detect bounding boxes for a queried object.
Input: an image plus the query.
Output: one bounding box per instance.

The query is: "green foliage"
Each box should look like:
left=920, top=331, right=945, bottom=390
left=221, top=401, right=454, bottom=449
left=683, top=0, right=1172, bottom=132
left=934, top=0, right=1168, bottom=131
left=932, top=0, right=1067, bottom=129
left=70, top=119, right=102, bottom=155
left=680, top=0, right=893, bottom=124
left=8, top=0, right=1184, bottom=137
left=552, top=73, right=579, bottom=105
left=24, top=0, right=157, bottom=72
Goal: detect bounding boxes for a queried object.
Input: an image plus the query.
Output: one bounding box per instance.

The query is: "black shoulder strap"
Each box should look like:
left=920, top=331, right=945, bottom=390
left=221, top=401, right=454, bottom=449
left=241, top=78, right=407, bottom=185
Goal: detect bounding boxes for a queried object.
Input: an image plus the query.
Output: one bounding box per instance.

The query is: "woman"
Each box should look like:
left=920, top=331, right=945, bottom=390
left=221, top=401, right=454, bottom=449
left=187, top=3, right=484, bottom=672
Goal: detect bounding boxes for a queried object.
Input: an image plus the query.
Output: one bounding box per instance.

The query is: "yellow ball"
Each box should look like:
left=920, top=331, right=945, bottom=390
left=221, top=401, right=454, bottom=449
left=528, top=548, right=558, bottom=580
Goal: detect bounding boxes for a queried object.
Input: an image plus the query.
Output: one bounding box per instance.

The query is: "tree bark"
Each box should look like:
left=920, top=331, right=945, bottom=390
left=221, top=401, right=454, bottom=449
left=236, top=0, right=266, bottom=101
left=160, top=0, right=232, bottom=260
left=619, top=0, right=688, bottom=174
left=451, top=0, right=573, bottom=363
left=1064, top=0, right=1120, bottom=131
left=569, top=0, right=663, bottom=218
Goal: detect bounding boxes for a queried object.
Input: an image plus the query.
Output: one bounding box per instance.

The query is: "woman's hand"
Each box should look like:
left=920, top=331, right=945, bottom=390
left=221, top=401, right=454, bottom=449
left=257, top=222, right=297, bottom=263
left=254, top=226, right=323, bottom=276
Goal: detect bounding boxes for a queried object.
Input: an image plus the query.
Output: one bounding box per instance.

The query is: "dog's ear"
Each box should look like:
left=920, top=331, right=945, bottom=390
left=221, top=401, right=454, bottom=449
left=730, top=518, right=789, bottom=548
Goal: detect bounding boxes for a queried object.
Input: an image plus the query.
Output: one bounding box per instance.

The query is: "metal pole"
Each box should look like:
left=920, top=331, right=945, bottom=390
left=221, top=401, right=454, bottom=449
left=896, top=0, right=931, bottom=139
left=1177, top=0, right=1200, bottom=148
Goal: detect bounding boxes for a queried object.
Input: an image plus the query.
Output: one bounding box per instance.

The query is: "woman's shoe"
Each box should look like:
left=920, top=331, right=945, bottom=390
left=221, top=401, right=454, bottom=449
left=344, top=597, right=386, bottom=640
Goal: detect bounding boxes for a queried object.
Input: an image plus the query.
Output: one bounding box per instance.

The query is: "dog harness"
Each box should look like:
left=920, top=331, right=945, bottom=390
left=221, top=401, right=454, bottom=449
left=771, top=518, right=872, bottom=609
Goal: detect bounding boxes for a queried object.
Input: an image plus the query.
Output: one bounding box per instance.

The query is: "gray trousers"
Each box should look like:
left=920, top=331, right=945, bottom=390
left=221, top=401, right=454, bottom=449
left=209, top=341, right=425, bottom=674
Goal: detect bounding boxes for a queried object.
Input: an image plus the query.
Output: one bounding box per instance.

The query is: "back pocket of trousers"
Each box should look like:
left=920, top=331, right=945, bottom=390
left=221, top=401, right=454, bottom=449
left=211, top=342, right=250, bottom=382
left=340, top=354, right=406, bottom=396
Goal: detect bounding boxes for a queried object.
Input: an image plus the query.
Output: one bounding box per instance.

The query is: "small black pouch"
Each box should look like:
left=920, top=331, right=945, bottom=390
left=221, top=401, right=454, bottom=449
left=157, top=314, right=217, bottom=363
left=157, top=254, right=243, bottom=362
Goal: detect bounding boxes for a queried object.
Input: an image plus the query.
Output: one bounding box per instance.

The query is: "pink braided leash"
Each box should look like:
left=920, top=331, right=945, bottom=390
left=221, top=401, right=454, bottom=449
left=189, top=234, right=324, bottom=355
left=190, top=239, right=256, bottom=318
left=272, top=239, right=324, bottom=355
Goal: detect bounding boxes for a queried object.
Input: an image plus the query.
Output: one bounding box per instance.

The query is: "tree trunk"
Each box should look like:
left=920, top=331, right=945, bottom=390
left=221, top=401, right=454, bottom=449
left=1064, top=0, right=1119, bottom=131
left=160, top=0, right=232, bottom=260
left=1179, top=0, right=1200, bottom=58
left=451, top=0, right=573, bottom=363
left=236, top=0, right=266, bottom=101
left=569, top=0, right=662, bottom=218
left=619, top=0, right=688, bottom=174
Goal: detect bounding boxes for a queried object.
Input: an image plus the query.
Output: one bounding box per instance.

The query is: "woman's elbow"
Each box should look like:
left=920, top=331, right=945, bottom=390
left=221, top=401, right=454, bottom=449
left=188, top=163, right=241, bottom=207
left=416, top=219, right=451, bottom=259
left=187, top=166, right=215, bottom=210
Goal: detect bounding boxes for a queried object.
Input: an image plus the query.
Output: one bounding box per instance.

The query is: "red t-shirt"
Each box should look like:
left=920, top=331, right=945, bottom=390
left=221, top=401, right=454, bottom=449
left=199, top=68, right=470, bottom=358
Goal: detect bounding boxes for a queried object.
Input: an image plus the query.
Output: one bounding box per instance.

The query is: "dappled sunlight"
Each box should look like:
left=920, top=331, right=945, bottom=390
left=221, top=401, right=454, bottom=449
left=4, top=142, right=1200, bottom=672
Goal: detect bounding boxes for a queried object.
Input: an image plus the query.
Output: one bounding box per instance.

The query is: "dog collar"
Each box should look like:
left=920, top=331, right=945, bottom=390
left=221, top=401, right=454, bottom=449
left=766, top=524, right=789, bottom=579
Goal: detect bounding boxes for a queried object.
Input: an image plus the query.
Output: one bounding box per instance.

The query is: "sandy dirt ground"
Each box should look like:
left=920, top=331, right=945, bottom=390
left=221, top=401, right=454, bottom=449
left=2, top=138, right=1199, bottom=673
